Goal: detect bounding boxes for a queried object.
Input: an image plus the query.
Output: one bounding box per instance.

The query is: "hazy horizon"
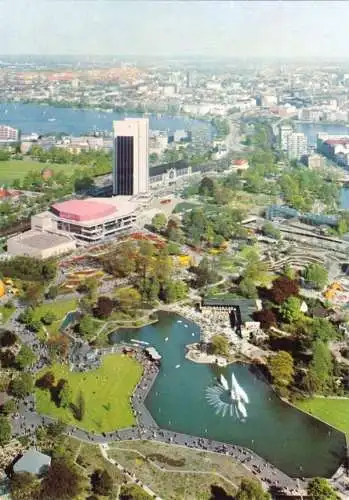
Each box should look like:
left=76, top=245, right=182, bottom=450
left=1, top=1, right=348, bottom=59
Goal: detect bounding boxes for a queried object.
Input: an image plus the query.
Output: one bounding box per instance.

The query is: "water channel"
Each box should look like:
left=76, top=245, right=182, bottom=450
left=110, top=312, right=346, bottom=479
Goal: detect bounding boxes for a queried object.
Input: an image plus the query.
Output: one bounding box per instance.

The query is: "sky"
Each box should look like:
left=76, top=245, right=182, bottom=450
left=0, top=1, right=347, bottom=58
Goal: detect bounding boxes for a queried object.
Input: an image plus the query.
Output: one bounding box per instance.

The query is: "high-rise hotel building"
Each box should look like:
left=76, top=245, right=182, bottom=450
left=112, top=118, right=149, bottom=196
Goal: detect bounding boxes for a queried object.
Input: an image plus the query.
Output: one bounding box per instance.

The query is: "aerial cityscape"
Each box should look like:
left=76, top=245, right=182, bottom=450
left=1, top=1, right=349, bottom=499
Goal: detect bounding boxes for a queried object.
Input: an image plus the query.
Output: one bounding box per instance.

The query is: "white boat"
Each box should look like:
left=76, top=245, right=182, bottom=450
left=177, top=320, right=182, bottom=323
left=48, top=118, right=56, bottom=122
left=165, top=337, right=169, bottom=342
left=131, top=339, right=149, bottom=346
left=184, top=324, right=188, bottom=328
left=175, top=364, right=180, bottom=368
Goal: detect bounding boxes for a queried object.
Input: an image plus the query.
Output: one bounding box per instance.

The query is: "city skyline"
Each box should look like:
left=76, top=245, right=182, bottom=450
left=0, top=1, right=348, bottom=59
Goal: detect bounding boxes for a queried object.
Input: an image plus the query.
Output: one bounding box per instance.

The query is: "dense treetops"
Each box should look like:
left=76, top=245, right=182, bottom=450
left=0, top=256, right=57, bottom=282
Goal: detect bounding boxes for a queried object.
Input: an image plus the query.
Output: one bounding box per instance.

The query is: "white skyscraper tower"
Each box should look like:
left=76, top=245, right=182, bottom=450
left=112, top=118, right=149, bottom=196
left=287, top=132, right=308, bottom=160
left=279, top=124, right=293, bottom=151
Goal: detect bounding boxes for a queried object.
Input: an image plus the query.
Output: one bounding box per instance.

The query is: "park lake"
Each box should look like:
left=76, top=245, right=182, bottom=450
left=111, top=312, right=346, bottom=479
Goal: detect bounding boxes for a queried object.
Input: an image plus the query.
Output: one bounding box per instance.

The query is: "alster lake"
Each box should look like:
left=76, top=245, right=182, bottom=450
left=110, top=312, right=346, bottom=479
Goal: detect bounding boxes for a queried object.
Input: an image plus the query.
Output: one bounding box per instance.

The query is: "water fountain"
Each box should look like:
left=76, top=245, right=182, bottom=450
left=206, top=373, right=249, bottom=419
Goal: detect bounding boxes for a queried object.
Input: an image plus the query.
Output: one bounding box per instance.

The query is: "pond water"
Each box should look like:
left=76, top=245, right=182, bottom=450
left=110, top=312, right=346, bottom=478
left=60, top=310, right=80, bottom=331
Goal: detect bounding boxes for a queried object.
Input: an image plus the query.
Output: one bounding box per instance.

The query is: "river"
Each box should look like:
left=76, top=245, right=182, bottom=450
left=110, top=312, right=346, bottom=478
left=295, top=121, right=349, bottom=147
left=0, top=102, right=214, bottom=137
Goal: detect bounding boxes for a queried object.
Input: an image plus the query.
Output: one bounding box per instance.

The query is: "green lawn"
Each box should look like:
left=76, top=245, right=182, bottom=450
left=0, top=305, right=15, bottom=324
left=0, top=159, right=80, bottom=184
left=35, top=354, right=143, bottom=432
left=296, top=398, right=349, bottom=435
left=32, top=298, right=77, bottom=337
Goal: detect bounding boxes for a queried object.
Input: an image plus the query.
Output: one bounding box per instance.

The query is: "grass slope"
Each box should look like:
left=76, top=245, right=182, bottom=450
left=0, top=305, right=15, bottom=324
left=35, top=354, right=142, bottom=432
left=296, top=397, right=349, bottom=435
left=0, top=159, right=80, bottom=184
left=32, top=298, right=77, bottom=337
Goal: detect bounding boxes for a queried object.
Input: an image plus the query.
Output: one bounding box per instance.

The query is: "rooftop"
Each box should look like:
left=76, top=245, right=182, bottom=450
left=13, top=450, right=51, bottom=475
left=51, top=199, right=116, bottom=222
left=8, top=230, right=73, bottom=250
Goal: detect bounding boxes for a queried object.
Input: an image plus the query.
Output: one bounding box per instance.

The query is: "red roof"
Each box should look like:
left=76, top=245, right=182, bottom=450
left=324, top=139, right=349, bottom=146
left=233, top=159, right=248, bottom=165
left=51, top=200, right=116, bottom=222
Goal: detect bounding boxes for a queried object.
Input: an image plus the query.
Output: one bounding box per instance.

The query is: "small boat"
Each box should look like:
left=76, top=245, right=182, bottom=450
left=131, top=339, right=149, bottom=346
left=184, top=324, right=188, bottom=328
left=177, top=320, right=182, bottom=323
left=175, top=364, right=180, bottom=368
left=165, top=337, right=169, bottom=342
left=48, top=118, right=56, bottom=122
left=191, top=332, right=195, bottom=336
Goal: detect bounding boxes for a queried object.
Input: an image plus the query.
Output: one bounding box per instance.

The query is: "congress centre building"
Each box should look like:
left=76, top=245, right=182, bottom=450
left=7, top=197, right=139, bottom=258
left=50, top=197, right=138, bottom=243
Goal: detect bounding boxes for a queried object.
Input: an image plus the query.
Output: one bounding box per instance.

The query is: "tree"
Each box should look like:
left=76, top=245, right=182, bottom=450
left=193, top=257, right=219, bottom=288
left=57, top=380, right=72, bottom=408
left=305, top=340, right=333, bottom=394
left=94, top=296, right=114, bottom=319
left=210, top=335, right=230, bottom=356
left=239, top=277, right=258, bottom=299
left=16, top=345, right=36, bottom=370
left=235, top=478, right=271, bottom=500
left=140, top=277, right=160, bottom=303
left=0, top=330, right=17, bottom=347
left=253, top=309, right=276, bottom=329
left=1, top=398, right=17, bottom=415
left=41, top=311, right=57, bottom=325
left=10, top=472, right=39, bottom=500
left=307, top=477, right=338, bottom=500
left=119, top=484, right=152, bottom=500
left=115, top=287, right=141, bottom=313
left=46, top=421, right=67, bottom=439
left=78, top=315, right=95, bottom=340
left=0, top=416, right=11, bottom=445
left=261, top=221, right=281, bottom=240
left=46, top=285, right=59, bottom=300
left=91, top=469, right=113, bottom=496
left=162, top=280, right=188, bottom=303
left=280, top=296, right=303, bottom=323
left=199, top=176, right=216, bottom=197
left=269, top=276, right=299, bottom=304
left=304, top=263, right=328, bottom=290
left=10, top=373, right=34, bottom=398
left=36, top=371, right=55, bottom=390
left=151, top=213, right=167, bottom=232
left=74, top=391, right=85, bottom=422
left=39, top=458, right=83, bottom=500
left=268, top=351, right=294, bottom=391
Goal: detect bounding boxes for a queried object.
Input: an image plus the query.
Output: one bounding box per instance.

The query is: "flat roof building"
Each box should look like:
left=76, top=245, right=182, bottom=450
left=113, top=118, right=149, bottom=196
left=7, top=230, right=76, bottom=259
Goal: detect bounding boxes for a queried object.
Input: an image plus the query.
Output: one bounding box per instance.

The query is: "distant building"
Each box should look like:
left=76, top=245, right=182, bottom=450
left=279, top=124, right=293, bottom=151
left=0, top=125, right=18, bottom=143
left=231, top=159, right=249, bottom=171
left=307, top=154, right=324, bottom=170
left=112, top=118, right=149, bottom=196
left=317, top=134, right=349, bottom=166
left=287, top=132, right=308, bottom=160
